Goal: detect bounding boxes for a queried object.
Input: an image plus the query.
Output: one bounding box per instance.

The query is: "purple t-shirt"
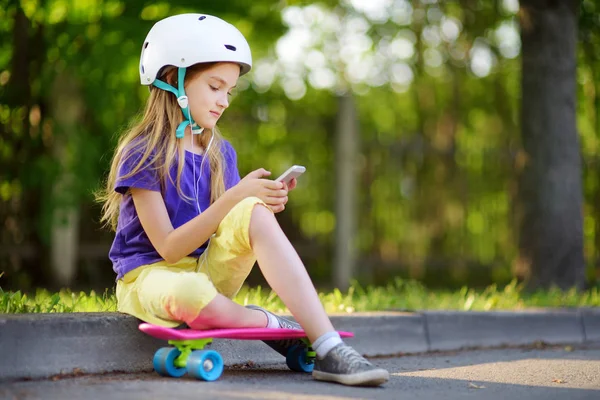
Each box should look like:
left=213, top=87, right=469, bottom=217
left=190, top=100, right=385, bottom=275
left=109, top=140, right=241, bottom=280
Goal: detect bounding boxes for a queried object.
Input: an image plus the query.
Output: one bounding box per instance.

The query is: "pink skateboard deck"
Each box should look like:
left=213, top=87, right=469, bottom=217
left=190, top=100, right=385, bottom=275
left=139, top=322, right=354, bottom=341
left=139, top=322, right=354, bottom=381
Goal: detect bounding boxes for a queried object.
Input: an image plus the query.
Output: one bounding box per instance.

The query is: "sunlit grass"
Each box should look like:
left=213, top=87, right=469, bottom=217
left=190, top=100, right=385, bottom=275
left=1, top=277, right=598, bottom=314
left=1, top=288, right=117, bottom=313
left=237, top=278, right=600, bottom=314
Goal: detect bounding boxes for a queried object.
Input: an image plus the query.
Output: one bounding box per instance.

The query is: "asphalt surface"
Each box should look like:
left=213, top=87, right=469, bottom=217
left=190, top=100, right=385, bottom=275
left=2, top=343, right=599, bottom=400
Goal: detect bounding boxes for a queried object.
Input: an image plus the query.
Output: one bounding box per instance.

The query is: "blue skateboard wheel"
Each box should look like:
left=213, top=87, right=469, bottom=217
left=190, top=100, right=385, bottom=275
left=286, top=345, right=314, bottom=373
left=153, top=347, right=187, bottom=378
left=187, top=350, right=224, bottom=381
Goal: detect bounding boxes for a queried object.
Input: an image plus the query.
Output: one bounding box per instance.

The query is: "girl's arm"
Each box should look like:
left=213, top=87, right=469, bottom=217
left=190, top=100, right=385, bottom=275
left=131, top=168, right=288, bottom=264
left=132, top=187, right=237, bottom=264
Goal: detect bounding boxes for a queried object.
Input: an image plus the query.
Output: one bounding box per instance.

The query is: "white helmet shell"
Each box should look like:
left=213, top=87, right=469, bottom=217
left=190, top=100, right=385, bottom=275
left=139, top=13, right=252, bottom=85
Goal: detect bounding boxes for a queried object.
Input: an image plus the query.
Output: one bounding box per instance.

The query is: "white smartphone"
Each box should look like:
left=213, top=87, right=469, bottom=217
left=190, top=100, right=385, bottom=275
left=275, top=165, right=306, bottom=185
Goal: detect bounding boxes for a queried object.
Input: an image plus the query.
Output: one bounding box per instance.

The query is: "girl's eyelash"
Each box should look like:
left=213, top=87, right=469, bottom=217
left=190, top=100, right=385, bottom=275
left=210, top=85, right=233, bottom=96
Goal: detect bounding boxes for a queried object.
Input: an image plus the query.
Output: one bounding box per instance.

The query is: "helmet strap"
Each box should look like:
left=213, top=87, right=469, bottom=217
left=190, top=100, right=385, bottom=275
left=152, top=67, right=203, bottom=139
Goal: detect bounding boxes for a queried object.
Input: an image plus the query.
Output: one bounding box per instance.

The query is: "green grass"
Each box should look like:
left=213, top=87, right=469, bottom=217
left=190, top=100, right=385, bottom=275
left=1, top=278, right=598, bottom=314
left=1, top=288, right=117, bottom=313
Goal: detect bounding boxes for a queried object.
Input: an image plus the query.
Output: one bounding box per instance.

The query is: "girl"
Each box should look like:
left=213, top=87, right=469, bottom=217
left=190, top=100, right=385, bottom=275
left=98, top=13, right=389, bottom=387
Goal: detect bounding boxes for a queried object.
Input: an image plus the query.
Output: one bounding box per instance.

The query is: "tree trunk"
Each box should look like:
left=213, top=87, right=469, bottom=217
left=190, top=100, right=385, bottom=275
left=333, top=93, right=359, bottom=290
left=581, top=30, right=600, bottom=284
left=517, top=0, right=585, bottom=290
left=49, top=70, right=84, bottom=287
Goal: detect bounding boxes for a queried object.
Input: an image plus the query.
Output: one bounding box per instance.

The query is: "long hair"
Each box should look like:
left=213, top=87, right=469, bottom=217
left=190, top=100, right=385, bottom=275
left=97, top=63, right=226, bottom=231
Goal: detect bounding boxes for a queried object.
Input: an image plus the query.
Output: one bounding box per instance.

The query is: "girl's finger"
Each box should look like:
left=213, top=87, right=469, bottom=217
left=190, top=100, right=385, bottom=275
left=265, top=188, right=288, bottom=197
left=272, top=204, right=285, bottom=213
left=263, top=179, right=285, bottom=190
left=288, top=178, right=297, bottom=190
left=266, top=196, right=288, bottom=205
left=266, top=202, right=282, bottom=212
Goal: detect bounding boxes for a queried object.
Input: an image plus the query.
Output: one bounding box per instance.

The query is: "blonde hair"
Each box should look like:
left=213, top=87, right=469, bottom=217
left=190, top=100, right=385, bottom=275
left=97, top=63, right=226, bottom=231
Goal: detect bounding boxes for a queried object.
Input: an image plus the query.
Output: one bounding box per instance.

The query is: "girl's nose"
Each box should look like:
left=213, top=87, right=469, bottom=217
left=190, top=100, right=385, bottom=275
left=217, top=93, right=229, bottom=108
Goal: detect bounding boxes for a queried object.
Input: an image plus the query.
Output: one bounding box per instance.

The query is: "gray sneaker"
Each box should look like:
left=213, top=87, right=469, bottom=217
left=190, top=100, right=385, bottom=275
left=246, top=304, right=301, bottom=330
left=245, top=305, right=308, bottom=359
left=313, top=343, right=389, bottom=386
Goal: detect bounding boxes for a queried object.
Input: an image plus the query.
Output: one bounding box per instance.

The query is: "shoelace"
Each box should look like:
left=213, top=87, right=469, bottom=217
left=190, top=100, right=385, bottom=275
left=246, top=306, right=306, bottom=354
left=246, top=305, right=301, bottom=330
left=275, top=316, right=300, bottom=330
left=336, top=345, right=372, bottom=369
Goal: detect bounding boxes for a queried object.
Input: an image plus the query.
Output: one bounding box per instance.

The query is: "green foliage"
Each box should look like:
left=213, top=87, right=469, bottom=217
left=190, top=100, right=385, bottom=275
left=2, top=279, right=597, bottom=314
left=1, top=0, right=599, bottom=289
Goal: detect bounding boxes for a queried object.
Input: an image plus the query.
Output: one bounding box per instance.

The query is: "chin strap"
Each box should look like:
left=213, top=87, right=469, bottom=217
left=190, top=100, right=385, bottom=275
left=153, top=67, right=203, bottom=138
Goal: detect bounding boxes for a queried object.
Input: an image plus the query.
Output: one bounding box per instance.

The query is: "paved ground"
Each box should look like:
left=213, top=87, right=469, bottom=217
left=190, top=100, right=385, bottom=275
left=2, top=343, right=599, bottom=400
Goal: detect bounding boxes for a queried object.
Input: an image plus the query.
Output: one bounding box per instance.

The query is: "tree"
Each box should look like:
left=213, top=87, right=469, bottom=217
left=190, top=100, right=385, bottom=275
left=516, top=0, right=585, bottom=289
left=0, top=0, right=285, bottom=288
left=333, top=92, right=359, bottom=290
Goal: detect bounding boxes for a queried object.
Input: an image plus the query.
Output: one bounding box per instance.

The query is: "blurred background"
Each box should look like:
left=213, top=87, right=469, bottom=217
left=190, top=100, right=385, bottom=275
left=0, top=0, right=598, bottom=293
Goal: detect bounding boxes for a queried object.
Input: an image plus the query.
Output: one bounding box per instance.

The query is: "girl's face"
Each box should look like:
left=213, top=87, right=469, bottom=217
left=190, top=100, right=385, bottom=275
left=185, top=62, right=240, bottom=130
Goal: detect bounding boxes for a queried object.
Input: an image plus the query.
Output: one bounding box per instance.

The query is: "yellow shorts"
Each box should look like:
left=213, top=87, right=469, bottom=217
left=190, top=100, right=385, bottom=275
left=116, top=196, right=269, bottom=327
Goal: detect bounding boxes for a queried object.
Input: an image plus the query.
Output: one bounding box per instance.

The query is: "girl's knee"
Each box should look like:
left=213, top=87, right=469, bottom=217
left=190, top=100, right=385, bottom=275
left=249, top=201, right=275, bottom=228
left=162, top=273, right=216, bottom=322
left=230, top=196, right=270, bottom=220
left=218, top=196, right=274, bottom=248
left=248, top=203, right=277, bottom=248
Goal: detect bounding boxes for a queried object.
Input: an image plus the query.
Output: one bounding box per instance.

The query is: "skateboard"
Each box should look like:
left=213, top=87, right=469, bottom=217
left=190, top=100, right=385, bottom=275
left=139, top=322, right=354, bottom=381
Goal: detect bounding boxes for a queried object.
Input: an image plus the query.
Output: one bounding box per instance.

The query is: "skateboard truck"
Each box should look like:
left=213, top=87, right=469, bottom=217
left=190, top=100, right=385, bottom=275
left=168, top=338, right=213, bottom=369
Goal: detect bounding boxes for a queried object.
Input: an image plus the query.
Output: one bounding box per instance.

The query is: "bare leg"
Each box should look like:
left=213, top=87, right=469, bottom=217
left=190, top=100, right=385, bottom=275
left=187, top=294, right=267, bottom=330
left=249, top=204, right=335, bottom=342
left=187, top=203, right=335, bottom=340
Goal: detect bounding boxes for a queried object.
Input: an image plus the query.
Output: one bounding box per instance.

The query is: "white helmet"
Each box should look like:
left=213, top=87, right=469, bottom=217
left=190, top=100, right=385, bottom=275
left=138, top=13, right=252, bottom=138
left=139, top=13, right=252, bottom=85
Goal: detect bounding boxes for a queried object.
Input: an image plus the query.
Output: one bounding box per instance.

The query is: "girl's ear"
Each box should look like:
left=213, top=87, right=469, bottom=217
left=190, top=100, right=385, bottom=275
left=166, top=69, right=177, bottom=86
left=159, top=66, right=177, bottom=86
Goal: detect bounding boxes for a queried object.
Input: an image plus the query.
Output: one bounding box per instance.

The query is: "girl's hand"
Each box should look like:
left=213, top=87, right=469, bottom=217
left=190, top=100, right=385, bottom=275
left=231, top=168, right=289, bottom=213
left=284, top=178, right=297, bottom=192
